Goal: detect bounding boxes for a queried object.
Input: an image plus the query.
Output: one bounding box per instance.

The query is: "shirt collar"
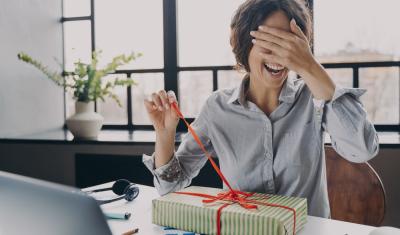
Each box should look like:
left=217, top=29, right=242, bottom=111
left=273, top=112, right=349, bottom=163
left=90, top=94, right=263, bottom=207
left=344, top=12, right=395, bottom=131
left=227, top=74, right=249, bottom=105
left=227, top=74, right=302, bottom=106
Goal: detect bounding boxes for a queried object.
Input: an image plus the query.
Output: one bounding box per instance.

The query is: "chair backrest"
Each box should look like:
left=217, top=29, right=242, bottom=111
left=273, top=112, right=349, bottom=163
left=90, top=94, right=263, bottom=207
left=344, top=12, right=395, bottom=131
left=325, top=146, right=386, bottom=226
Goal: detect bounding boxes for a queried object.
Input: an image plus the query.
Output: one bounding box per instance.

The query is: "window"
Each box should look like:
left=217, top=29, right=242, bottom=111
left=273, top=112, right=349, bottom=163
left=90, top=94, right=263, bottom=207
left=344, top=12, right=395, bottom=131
left=314, top=0, right=400, bottom=63
left=359, top=67, right=399, bottom=124
left=131, top=73, right=164, bottom=124
left=96, top=74, right=128, bottom=124
left=63, top=21, right=91, bottom=71
left=63, top=0, right=399, bottom=131
left=63, top=0, right=90, bottom=17
left=95, top=0, right=163, bottom=69
left=314, top=0, right=400, bottom=127
left=218, top=71, right=244, bottom=90
left=324, top=69, right=353, bottom=88
left=179, top=71, right=213, bottom=117
left=177, top=0, right=244, bottom=66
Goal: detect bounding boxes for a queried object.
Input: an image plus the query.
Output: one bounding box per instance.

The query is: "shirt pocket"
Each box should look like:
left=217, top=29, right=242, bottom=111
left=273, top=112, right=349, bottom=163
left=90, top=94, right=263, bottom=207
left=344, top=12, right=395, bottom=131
left=280, top=120, right=318, bottom=167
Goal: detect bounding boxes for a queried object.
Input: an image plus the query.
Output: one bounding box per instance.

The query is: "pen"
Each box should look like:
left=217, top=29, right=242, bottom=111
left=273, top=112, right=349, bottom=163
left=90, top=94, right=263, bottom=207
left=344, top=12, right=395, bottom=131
left=104, top=212, right=131, bottom=220
left=121, top=228, right=139, bottom=235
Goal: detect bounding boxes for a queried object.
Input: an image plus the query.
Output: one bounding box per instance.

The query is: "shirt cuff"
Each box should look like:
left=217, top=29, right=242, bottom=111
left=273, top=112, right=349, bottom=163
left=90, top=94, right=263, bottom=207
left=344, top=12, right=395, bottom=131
left=330, top=86, right=367, bottom=102
left=142, top=153, right=183, bottom=183
left=323, top=86, right=368, bottom=133
left=311, top=86, right=366, bottom=108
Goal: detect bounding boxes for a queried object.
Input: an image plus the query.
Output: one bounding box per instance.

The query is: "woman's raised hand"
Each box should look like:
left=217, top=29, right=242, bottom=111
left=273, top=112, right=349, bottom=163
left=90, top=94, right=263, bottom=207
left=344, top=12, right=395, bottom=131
left=250, top=19, right=335, bottom=100
left=144, top=90, right=180, bottom=133
left=250, top=19, right=314, bottom=77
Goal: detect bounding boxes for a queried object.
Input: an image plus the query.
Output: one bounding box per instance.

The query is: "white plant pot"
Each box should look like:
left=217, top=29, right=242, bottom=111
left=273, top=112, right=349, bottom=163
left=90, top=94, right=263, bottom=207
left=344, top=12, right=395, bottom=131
left=66, top=101, right=104, bottom=139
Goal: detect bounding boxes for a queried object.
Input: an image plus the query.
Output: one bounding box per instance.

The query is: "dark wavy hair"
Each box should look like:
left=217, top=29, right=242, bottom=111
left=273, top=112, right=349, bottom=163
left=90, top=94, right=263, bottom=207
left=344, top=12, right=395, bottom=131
left=230, top=0, right=312, bottom=72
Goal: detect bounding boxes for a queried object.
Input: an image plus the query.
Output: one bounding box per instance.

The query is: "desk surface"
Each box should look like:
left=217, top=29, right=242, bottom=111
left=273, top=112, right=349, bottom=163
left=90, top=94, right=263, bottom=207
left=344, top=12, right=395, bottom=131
left=86, top=183, right=376, bottom=235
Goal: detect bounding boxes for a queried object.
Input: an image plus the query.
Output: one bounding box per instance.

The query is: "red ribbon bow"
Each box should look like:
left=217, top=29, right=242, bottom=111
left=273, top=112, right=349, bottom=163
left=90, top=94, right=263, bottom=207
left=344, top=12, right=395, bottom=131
left=171, top=102, right=296, bottom=235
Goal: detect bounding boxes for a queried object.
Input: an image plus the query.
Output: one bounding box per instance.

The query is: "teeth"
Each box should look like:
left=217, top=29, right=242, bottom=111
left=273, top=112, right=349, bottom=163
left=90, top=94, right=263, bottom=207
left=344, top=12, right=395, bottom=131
left=265, top=63, right=284, bottom=71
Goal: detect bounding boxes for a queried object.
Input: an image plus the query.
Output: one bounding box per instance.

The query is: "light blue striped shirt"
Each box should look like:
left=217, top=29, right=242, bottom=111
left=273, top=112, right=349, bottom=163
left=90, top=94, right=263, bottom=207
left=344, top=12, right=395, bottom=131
left=143, top=75, right=379, bottom=218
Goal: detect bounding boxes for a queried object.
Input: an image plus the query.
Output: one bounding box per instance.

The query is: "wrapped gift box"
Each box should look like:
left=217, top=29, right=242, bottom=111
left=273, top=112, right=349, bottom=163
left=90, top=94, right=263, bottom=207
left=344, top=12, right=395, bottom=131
left=152, top=186, right=307, bottom=235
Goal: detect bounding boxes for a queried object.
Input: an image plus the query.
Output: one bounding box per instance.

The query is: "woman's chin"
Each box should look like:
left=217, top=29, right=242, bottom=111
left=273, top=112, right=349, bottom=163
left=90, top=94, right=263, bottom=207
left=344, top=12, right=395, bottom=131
left=263, top=68, right=288, bottom=85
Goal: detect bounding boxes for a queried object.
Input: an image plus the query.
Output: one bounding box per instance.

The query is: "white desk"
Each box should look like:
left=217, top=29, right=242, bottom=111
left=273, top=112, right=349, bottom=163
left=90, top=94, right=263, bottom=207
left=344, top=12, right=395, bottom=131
left=87, top=183, right=376, bottom=235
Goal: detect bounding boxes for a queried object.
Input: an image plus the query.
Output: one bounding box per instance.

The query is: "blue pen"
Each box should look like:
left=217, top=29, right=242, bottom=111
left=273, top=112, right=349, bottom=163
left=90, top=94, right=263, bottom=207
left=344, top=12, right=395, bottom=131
left=104, top=212, right=131, bottom=220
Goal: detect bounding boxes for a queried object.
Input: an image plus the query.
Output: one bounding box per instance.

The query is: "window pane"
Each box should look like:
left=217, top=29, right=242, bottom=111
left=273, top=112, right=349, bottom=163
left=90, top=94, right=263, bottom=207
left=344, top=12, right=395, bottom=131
left=95, top=0, right=163, bottom=69
left=179, top=71, right=213, bottom=117
left=63, top=21, right=91, bottom=71
left=359, top=67, right=399, bottom=124
left=177, top=0, right=245, bottom=66
left=63, top=0, right=90, bottom=17
left=131, top=73, right=164, bottom=124
left=97, top=74, right=128, bottom=124
left=314, top=0, right=400, bottom=63
left=325, top=69, right=353, bottom=88
left=218, top=70, right=244, bottom=90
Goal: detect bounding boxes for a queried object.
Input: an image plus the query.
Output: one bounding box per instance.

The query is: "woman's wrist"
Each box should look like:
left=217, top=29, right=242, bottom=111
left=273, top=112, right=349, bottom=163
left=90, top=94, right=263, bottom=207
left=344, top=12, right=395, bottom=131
left=154, top=130, right=176, bottom=169
left=298, top=57, right=320, bottom=80
left=155, top=128, right=176, bottom=139
left=299, top=59, right=335, bottom=100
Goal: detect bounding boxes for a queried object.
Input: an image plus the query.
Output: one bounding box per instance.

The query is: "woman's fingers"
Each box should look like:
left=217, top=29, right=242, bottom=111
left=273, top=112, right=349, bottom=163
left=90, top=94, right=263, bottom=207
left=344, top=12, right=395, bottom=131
left=167, top=90, right=177, bottom=104
left=151, top=92, right=163, bottom=111
left=250, top=30, right=291, bottom=49
left=144, top=90, right=180, bottom=131
left=258, top=52, right=284, bottom=66
left=290, top=19, right=308, bottom=41
left=146, top=90, right=178, bottom=112
left=158, top=90, right=170, bottom=110
left=166, top=90, right=179, bottom=119
left=144, top=99, right=157, bottom=112
left=258, top=25, right=298, bottom=42
left=252, top=39, right=286, bottom=56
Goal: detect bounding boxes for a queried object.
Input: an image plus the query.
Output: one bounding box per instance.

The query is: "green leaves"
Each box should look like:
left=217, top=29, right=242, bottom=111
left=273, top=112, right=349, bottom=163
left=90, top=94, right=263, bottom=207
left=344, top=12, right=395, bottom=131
left=17, top=50, right=141, bottom=107
left=17, top=52, right=65, bottom=86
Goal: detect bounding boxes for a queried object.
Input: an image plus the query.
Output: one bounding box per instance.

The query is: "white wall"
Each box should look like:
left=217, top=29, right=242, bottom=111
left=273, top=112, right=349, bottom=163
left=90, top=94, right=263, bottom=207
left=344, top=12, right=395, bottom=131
left=0, top=0, right=64, bottom=137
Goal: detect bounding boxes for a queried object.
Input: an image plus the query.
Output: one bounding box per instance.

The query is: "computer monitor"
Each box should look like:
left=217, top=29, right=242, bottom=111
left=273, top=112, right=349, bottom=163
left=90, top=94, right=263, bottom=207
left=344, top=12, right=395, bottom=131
left=0, top=171, right=112, bottom=235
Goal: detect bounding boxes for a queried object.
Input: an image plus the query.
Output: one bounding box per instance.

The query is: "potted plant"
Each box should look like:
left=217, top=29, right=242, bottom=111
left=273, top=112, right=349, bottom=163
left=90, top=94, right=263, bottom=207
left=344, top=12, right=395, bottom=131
left=18, top=50, right=141, bottom=139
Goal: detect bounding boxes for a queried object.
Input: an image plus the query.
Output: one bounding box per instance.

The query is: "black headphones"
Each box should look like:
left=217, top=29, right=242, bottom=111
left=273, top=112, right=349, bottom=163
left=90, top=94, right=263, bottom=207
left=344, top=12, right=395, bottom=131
left=85, top=179, right=140, bottom=205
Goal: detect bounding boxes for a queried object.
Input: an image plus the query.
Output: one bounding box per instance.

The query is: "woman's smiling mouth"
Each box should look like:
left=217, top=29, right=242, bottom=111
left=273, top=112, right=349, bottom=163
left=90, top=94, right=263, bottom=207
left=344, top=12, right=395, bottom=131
left=264, top=63, right=287, bottom=79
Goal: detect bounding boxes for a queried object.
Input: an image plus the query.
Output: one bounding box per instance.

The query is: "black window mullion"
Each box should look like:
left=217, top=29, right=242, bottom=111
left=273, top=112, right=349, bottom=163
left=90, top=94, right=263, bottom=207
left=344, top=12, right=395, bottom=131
left=163, top=0, right=178, bottom=98
left=353, top=66, right=359, bottom=88
left=90, top=0, right=96, bottom=52
left=212, top=70, right=218, bottom=91
left=90, top=0, right=97, bottom=112
left=61, top=16, right=91, bottom=22
left=127, top=73, right=133, bottom=129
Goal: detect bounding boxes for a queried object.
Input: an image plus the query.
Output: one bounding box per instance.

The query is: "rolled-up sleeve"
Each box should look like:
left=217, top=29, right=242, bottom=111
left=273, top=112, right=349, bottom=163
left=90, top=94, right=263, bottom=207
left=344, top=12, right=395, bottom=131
left=315, top=86, right=379, bottom=163
left=142, top=100, right=214, bottom=195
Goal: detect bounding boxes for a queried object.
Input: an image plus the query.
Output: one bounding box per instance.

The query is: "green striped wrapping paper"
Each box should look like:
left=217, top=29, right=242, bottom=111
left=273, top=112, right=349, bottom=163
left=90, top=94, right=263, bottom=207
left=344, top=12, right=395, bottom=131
left=152, top=186, right=307, bottom=235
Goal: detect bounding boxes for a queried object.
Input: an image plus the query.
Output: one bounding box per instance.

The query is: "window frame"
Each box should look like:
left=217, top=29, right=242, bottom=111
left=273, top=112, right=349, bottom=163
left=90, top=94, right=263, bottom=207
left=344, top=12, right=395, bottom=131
left=62, top=0, right=400, bottom=132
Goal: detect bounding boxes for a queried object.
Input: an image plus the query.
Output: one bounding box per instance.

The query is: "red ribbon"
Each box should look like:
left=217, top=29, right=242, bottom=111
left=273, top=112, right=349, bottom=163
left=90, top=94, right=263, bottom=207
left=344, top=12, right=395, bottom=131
left=171, top=102, right=296, bottom=235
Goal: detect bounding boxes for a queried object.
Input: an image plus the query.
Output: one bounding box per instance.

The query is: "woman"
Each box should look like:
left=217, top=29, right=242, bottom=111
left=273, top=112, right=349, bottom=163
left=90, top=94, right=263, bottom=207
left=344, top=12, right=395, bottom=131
left=143, top=0, right=379, bottom=218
